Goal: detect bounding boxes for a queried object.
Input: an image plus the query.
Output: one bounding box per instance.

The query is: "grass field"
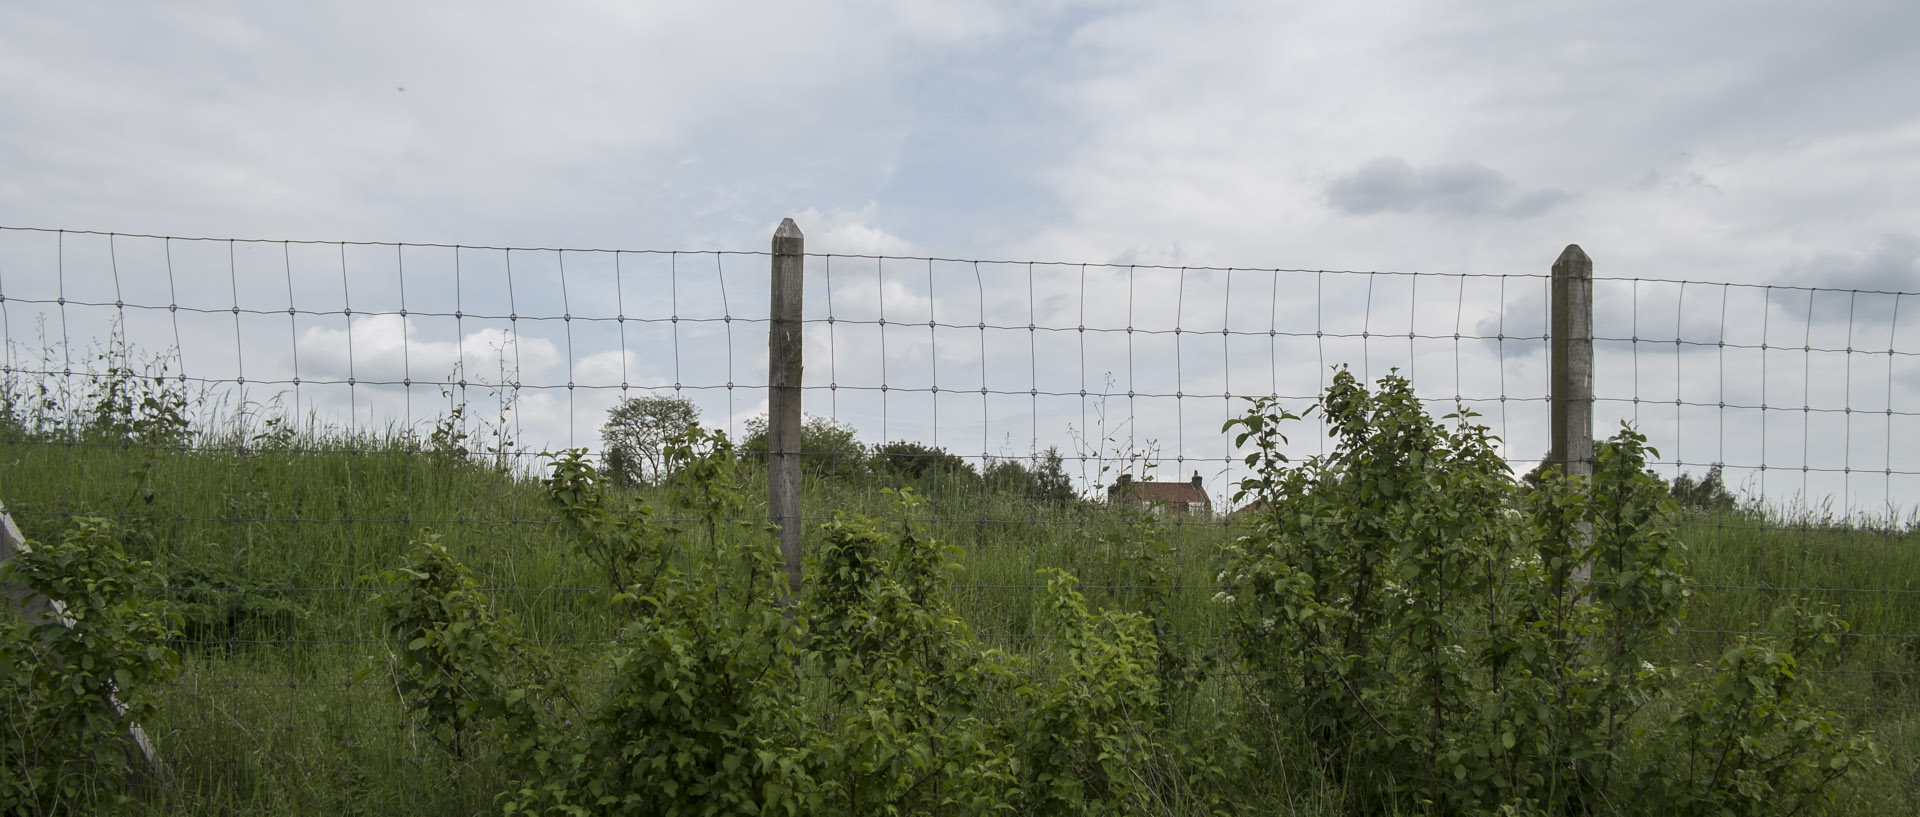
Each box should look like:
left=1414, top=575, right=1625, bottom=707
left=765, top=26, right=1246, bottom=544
left=3, top=381, right=1919, bottom=814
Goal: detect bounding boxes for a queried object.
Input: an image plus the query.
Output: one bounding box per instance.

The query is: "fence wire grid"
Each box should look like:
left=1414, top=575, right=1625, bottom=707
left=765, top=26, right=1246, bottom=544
left=1, top=224, right=1917, bottom=727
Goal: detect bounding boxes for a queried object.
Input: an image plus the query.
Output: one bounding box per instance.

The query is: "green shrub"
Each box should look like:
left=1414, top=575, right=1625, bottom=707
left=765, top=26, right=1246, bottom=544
left=381, top=427, right=816, bottom=816
left=1013, top=569, right=1160, bottom=816
left=1, top=518, right=180, bottom=816
left=808, top=498, right=1015, bottom=815
left=377, top=428, right=1179, bottom=816
left=376, top=534, right=559, bottom=760
left=1219, top=367, right=1879, bottom=816
left=1637, top=602, right=1885, bottom=816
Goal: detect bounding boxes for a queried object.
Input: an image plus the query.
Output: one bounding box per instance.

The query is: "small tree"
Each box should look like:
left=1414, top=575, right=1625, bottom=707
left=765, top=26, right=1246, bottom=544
left=600, top=395, right=699, bottom=486
left=873, top=440, right=978, bottom=490
left=740, top=414, right=872, bottom=483
left=1031, top=446, right=1075, bottom=505
left=983, top=447, right=1076, bottom=506
left=1669, top=463, right=1738, bottom=512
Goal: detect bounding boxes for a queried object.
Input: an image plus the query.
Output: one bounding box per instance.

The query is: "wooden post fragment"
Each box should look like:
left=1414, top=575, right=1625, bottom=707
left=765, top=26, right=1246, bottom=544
left=769, top=219, right=806, bottom=600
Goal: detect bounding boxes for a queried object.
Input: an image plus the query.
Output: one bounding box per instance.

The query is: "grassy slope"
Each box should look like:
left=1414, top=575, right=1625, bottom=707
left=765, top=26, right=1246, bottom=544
left=2, top=433, right=1917, bottom=814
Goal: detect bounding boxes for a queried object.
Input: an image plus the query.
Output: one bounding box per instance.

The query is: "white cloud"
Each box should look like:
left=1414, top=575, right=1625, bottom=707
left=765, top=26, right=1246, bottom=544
left=295, top=315, right=561, bottom=385
left=786, top=203, right=923, bottom=257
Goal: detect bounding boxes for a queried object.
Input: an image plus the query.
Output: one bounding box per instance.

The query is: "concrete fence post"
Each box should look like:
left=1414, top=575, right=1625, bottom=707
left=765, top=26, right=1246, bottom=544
left=769, top=219, right=805, bottom=601
left=1550, top=244, right=1595, bottom=481
left=1550, top=244, right=1596, bottom=583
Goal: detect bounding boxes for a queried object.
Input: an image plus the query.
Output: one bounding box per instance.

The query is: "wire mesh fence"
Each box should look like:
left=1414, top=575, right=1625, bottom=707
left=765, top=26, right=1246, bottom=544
left=2, top=223, right=1917, bottom=777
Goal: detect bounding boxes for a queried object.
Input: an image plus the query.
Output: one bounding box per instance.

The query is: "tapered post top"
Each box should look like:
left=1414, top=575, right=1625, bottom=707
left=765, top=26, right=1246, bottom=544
left=1553, top=244, right=1592, bottom=279
left=772, top=218, right=804, bottom=254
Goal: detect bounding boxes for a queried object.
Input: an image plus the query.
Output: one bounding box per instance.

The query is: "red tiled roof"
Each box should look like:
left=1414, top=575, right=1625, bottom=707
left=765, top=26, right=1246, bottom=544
left=1122, top=481, right=1209, bottom=505
left=1108, top=474, right=1212, bottom=513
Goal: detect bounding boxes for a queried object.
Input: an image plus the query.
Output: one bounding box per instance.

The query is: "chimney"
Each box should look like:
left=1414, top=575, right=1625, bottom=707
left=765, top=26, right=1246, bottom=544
left=1191, top=471, right=1203, bottom=490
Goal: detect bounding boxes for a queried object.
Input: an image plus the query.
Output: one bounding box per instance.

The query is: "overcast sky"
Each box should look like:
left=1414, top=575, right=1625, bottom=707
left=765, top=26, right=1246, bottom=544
left=3, top=1, right=1917, bottom=514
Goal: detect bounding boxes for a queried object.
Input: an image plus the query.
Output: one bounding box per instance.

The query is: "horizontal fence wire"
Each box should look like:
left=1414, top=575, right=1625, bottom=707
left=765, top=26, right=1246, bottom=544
left=2, top=224, right=1918, bottom=760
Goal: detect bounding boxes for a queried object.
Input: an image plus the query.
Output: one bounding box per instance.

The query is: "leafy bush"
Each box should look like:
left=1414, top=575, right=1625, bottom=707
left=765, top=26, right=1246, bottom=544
left=1219, top=368, right=1879, bottom=815
left=1, top=518, right=180, bottom=816
left=381, top=428, right=816, bottom=816
left=1013, top=570, right=1160, bottom=815
left=543, top=446, right=670, bottom=593
left=1639, top=601, right=1884, bottom=816
left=376, top=534, right=560, bottom=759
left=808, top=500, right=1016, bottom=814
left=378, top=428, right=1175, bottom=816
left=370, top=370, right=1883, bottom=816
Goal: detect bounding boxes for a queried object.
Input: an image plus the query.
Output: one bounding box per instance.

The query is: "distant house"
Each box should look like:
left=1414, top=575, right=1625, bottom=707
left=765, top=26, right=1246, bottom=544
left=1228, top=498, right=1269, bottom=518
left=1107, top=472, right=1212, bottom=516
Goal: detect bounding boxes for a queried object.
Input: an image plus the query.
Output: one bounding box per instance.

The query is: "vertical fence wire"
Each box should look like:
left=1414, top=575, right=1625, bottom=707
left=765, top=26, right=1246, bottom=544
left=0, top=225, right=1916, bottom=746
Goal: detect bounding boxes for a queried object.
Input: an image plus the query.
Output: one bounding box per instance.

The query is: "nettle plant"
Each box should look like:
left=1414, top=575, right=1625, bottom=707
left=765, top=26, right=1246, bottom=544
left=1219, top=368, right=1880, bottom=816
left=380, top=426, right=1169, bottom=816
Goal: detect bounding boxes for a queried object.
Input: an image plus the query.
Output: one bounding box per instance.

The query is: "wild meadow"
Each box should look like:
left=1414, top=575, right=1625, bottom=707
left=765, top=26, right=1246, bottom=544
left=2, top=348, right=1917, bottom=816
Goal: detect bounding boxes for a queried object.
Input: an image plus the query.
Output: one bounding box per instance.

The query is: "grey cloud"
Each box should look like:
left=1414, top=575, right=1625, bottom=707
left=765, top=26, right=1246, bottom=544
left=1471, top=290, right=1548, bottom=359
left=1325, top=156, right=1572, bottom=218
left=1634, top=167, right=1721, bottom=194
left=1472, top=236, right=1919, bottom=361
left=1770, top=234, right=1918, bottom=325
left=1475, top=279, right=1742, bottom=360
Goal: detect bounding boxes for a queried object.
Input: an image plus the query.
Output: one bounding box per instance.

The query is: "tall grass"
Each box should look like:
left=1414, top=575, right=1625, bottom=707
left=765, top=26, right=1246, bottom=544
left=2, top=355, right=1916, bottom=814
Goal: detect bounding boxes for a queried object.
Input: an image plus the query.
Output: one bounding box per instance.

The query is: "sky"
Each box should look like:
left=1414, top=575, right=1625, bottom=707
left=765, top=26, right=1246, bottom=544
left=2, top=0, right=1917, bottom=515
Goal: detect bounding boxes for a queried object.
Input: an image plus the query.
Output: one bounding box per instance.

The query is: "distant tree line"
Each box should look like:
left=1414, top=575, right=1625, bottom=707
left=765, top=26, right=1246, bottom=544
left=600, top=395, right=1077, bottom=505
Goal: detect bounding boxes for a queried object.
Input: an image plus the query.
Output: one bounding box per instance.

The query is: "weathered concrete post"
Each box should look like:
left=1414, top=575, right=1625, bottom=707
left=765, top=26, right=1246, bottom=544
left=769, top=219, right=805, bottom=601
left=1550, top=244, right=1595, bottom=482
left=1550, top=244, right=1595, bottom=583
